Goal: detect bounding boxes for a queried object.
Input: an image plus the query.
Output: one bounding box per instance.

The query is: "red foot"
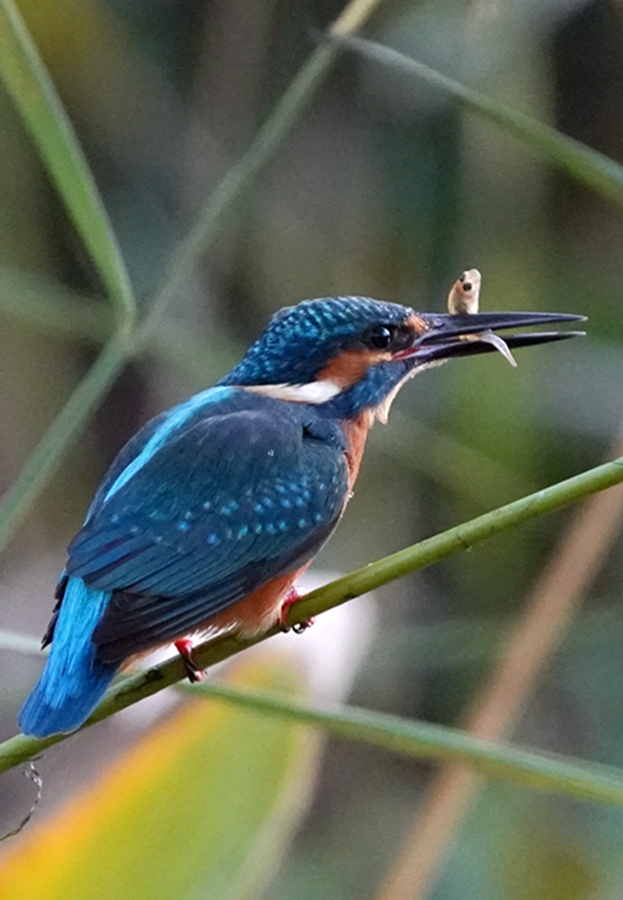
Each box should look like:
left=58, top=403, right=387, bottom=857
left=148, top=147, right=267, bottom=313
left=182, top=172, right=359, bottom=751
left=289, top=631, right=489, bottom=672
left=278, top=587, right=315, bottom=634
left=174, top=638, right=204, bottom=683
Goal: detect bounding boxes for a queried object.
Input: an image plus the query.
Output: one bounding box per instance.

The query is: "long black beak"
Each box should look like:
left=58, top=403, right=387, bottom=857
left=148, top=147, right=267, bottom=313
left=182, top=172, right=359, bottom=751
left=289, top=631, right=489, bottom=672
left=408, top=311, right=585, bottom=364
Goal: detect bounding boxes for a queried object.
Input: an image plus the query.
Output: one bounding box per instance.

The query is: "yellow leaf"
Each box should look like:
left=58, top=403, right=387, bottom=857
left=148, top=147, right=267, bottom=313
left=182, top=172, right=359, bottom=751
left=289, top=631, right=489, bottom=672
left=0, top=655, right=319, bottom=900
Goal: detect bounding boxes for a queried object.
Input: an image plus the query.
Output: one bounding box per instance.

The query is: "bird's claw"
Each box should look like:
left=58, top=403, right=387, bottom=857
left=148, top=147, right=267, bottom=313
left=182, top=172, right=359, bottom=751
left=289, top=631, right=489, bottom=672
left=291, top=618, right=315, bottom=634
left=174, top=638, right=204, bottom=683
left=278, top=588, right=314, bottom=634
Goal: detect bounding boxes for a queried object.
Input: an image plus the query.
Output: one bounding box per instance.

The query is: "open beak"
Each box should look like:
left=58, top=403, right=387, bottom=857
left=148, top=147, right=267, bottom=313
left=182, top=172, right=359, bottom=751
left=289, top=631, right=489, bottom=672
left=401, top=311, right=586, bottom=365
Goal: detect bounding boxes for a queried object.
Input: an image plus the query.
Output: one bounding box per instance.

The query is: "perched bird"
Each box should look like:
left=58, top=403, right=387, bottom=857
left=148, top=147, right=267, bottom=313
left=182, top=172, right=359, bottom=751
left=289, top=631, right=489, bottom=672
left=19, top=296, right=582, bottom=737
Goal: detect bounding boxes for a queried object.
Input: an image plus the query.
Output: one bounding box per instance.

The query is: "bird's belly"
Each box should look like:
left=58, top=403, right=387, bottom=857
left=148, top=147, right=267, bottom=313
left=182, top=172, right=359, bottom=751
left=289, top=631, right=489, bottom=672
left=200, top=565, right=309, bottom=638
left=122, top=567, right=308, bottom=671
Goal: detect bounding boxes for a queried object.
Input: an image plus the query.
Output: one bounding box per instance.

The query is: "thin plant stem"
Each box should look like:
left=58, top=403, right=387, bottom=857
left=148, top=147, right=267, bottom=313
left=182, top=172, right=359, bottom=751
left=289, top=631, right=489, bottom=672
left=287, top=452, right=623, bottom=625
left=138, top=0, right=388, bottom=340
left=3, top=450, right=623, bottom=764
left=0, top=267, right=113, bottom=342
left=0, top=0, right=136, bottom=328
left=375, top=434, right=623, bottom=900
left=0, top=0, right=386, bottom=553
left=335, top=35, right=623, bottom=205
left=184, top=681, right=623, bottom=809
left=4, top=669, right=623, bottom=811
left=0, top=336, right=130, bottom=553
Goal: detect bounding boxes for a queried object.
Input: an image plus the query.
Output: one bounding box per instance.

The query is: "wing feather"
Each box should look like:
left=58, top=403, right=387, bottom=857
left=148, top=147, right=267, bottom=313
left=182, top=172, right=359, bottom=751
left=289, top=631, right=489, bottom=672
left=65, top=402, right=348, bottom=661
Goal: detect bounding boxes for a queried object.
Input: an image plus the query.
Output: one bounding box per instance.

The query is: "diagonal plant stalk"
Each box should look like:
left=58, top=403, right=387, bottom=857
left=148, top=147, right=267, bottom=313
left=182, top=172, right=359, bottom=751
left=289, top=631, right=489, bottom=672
left=0, top=265, right=236, bottom=380
left=0, top=336, right=130, bottom=551
left=0, top=0, right=619, bottom=563
left=181, top=681, right=623, bottom=809
left=4, top=451, right=623, bottom=772
left=0, top=267, right=114, bottom=342
left=5, top=634, right=623, bottom=809
left=138, top=0, right=387, bottom=340
left=376, top=438, right=623, bottom=900
left=3, top=0, right=623, bottom=826
left=0, top=0, right=387, bottom=557
left=1, top=2, right=622, bottom=567
left=287, top=453, right=623, bottom=625
left=0, top=0, right=136, bottom=328
left=334, top=34, right=623, bottom=204
left=326, top=35, right=623, bottom=898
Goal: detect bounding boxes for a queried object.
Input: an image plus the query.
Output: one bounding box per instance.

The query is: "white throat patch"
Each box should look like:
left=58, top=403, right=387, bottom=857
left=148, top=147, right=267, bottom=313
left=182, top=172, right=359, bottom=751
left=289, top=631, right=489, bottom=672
left=242, top=380, right=342, bottom=404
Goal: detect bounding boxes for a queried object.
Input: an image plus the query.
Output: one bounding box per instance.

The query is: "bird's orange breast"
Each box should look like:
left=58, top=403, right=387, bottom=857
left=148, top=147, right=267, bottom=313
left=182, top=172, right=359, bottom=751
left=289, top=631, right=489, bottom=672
left=341, top=410, right=374, bottom=490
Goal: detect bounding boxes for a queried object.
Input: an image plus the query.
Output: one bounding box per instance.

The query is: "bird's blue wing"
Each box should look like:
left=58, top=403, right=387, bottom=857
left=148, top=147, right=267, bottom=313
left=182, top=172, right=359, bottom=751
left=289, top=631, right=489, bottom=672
left=82, top=385, right=236, bottom=523
left=65, top=399, right=348, bottom=661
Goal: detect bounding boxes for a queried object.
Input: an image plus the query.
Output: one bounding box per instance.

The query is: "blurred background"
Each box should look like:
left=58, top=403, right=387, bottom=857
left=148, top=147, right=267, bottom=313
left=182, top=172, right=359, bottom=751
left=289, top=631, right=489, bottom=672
left=0, top=0, right=623, bottom=898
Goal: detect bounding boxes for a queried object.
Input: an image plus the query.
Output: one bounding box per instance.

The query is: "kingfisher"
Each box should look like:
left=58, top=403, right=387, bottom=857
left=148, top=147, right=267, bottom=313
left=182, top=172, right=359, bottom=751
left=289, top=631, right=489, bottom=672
left=18, top=296, right=582, bottom=737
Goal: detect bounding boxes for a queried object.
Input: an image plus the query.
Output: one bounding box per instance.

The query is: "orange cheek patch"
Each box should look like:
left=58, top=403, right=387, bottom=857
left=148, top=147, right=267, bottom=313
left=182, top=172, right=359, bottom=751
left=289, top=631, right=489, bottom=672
left=318, top=348, right=390, bottom=388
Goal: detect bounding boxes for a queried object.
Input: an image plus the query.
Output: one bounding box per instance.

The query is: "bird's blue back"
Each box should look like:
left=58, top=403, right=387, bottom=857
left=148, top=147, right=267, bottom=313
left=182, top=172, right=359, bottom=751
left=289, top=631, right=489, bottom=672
left=19, top=385, right=351, bottom=735
left=60, top=388, right=349, bottom=660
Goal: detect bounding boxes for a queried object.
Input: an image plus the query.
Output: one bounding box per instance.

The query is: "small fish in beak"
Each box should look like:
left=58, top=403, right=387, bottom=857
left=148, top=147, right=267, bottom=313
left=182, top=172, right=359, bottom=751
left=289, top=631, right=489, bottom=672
left=447, top=268, right=517, bottom=368
left=447, top=268, right=481, bottom=315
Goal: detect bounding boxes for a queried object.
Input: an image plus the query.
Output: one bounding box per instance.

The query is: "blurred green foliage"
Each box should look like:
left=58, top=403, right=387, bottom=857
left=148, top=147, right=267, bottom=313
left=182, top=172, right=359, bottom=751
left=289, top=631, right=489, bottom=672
left=0, top=656, right=319, bottom=900
left=0, top=0, right=622, bottom=898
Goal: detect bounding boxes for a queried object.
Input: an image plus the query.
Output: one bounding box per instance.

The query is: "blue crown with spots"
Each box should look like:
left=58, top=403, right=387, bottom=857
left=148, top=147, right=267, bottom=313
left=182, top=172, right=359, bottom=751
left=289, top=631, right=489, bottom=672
left=221, top=296, right=412, bottom=386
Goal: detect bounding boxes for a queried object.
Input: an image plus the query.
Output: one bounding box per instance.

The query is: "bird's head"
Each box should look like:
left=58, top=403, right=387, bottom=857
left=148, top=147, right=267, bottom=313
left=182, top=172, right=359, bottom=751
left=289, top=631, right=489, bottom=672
left=221, top=297, right=583, bottom=421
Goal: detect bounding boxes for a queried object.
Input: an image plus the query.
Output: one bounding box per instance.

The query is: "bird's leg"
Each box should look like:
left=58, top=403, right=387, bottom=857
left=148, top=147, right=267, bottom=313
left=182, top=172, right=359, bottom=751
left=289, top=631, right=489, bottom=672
left=174, top=638, right=204, bottom=683
left=278, top=587, right=315, bottom=634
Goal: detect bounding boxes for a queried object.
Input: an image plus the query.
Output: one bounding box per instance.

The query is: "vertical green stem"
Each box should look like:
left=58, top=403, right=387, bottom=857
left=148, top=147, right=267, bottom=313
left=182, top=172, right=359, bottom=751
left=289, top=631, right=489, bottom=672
left=0, top=336, right=130, bottom=552
left=0, top=0, right=136, bottom=327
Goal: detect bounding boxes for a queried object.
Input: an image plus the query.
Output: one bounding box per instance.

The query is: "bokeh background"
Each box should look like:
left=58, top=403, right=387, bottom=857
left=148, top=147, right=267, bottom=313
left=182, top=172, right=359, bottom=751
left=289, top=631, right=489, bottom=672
left=0, top=0, right=623, bottom=898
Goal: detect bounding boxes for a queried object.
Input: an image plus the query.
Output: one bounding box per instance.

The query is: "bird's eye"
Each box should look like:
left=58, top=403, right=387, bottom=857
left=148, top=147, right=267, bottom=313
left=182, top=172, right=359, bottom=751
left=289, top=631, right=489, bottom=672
left=363, top=324, right=396, bottom=350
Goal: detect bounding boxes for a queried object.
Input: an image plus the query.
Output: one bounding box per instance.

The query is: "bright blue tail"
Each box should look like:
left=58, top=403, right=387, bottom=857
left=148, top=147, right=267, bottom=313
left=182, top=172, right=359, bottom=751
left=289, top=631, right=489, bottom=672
left=18, top=578, right=119, bottom=737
